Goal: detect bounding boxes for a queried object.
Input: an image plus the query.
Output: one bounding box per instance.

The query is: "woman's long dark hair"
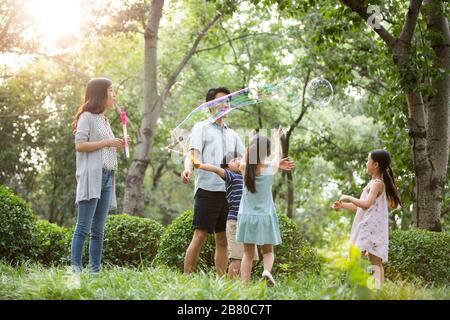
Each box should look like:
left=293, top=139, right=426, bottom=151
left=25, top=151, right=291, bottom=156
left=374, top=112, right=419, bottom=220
left=72, top=77, right=112, bottom=133
left=244, top=135, right=271, bottom=193
left=369, top=149, right=402, bottom=208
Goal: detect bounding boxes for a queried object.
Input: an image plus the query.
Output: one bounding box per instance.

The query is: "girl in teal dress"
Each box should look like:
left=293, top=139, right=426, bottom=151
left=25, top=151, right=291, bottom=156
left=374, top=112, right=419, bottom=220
left=237, top=128, right=287, bottom=285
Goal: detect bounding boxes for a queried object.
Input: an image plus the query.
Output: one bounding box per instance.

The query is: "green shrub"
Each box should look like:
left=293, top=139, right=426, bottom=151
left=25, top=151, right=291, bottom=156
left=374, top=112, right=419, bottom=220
left=35, top=220, right=72, bottom=266
left=386, top=229, right=450, bottom=284
left=0, top=185, right=37, bottom=264
left=102, top=214, right=165, bottom=267
left=154, top=210, right=215, bottom=271
left=254, top=213, right=323, bottom=277
left=154, top=210, right=322, bottom=276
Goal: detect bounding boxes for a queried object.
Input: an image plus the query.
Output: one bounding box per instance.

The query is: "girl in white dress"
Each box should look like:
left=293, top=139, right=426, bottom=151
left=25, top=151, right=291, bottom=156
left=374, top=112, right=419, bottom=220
left=333, top=149, right=401, bottom=289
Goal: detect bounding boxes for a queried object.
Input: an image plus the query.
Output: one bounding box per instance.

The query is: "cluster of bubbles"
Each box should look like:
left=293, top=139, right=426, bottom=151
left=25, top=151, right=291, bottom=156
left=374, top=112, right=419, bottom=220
left=208, top=76, right=334, bottom=123
left=166, top=76, right=334, bottom=160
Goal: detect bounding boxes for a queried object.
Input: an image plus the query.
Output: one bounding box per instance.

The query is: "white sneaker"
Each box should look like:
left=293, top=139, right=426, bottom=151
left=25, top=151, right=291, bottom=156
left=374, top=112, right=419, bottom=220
left=262, top=270, right=276, bottom=286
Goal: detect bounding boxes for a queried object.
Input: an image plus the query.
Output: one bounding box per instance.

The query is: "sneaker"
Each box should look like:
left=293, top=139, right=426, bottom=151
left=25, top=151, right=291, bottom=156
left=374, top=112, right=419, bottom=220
left=262, top=270, right=276, bottom=286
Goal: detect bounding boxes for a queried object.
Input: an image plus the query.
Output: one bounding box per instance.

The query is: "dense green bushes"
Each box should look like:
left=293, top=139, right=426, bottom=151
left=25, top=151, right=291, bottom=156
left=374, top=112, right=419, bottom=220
left=0, top=185, right=323, bottom=277
left=2, top=185, right=450, bottom=285
left=386, top=229, right=450, bottom=284
left=0, top=186, right=167, bottom=267
left=102, top=214, right=165, bottom=267
left=34, top=220, right=72, bottom=266
left=154, top=210, right=322, bottom=276
left=33, top=214, right=166, bottom=267
left=154, top=210, right=216, bottom=271
left=255, top=213, right=322, bottom=276
left=0, top=185, right=37, bottom=264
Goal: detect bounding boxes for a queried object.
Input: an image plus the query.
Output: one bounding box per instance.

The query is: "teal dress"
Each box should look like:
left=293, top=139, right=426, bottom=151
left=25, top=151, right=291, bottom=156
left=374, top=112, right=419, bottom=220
left=236, top=164, right=282, bottom=245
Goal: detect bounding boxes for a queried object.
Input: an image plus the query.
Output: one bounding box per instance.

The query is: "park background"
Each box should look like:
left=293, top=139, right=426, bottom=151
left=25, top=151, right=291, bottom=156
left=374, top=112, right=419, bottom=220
left=0, top=0, right=449, bottom=299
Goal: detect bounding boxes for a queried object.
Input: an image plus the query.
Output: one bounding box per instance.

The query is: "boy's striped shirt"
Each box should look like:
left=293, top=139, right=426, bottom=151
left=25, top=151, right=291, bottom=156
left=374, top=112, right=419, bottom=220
left=223, top=169, right=243, bottom=220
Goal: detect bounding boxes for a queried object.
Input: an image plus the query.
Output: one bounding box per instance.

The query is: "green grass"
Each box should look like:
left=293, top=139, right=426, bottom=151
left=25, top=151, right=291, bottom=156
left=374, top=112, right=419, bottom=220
left=0, top=262, right=448, bottom=300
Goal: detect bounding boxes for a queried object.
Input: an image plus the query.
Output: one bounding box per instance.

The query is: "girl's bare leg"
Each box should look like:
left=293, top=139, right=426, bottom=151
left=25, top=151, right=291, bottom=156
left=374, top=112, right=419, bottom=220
left=262, top=244, right=274, bottom=272
left=368, top=253, right=384, bottom=289
left=240, top=244, right=256, bottom=283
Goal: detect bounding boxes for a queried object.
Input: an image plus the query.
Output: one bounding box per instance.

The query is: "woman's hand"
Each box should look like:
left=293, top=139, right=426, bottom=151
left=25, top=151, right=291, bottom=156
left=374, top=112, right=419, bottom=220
left=118, top=136, right=131, bottom=151
left=104, top=138, right=124, bottom=149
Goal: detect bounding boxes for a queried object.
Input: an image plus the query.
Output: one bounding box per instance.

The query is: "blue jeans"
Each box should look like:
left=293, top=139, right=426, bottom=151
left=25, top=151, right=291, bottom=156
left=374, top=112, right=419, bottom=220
left=71, top=168, right=113, bottom=273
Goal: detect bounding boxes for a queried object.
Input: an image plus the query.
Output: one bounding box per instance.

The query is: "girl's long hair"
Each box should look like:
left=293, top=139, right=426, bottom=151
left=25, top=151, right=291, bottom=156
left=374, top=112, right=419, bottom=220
left=72, top=78, right=112, bottom=133
left=244, top=135, right=271, bottom=193
left=370, top=149, right=402, bottom=208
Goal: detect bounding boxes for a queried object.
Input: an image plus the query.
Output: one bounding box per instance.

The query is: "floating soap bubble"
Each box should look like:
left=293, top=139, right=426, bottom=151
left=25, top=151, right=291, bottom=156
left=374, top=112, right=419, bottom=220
left=305, top=77, right=333, bottom=106
left=260, top=76, right=302, bottom=110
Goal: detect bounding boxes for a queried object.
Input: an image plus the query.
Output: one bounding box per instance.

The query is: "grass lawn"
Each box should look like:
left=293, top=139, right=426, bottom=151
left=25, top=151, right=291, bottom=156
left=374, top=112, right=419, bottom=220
left=0, top=262, right=448, bottom=300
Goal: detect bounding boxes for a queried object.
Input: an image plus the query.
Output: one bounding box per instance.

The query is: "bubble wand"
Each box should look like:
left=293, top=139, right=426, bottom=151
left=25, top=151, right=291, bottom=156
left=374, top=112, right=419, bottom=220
left=119, top=108, right=130, bottom=158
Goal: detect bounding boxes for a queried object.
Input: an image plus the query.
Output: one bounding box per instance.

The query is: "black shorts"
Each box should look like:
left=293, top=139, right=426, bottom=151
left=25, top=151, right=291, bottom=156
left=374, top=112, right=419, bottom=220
left=193, top=188, right=228, bottom=234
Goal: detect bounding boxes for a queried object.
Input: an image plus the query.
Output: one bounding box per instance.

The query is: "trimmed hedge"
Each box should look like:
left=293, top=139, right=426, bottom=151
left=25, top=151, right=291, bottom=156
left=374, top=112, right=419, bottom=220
left=35, top=220, right=72, bottom=266
left=386, top=229, right=450, bottom=284
left=102, top=214, right=165, bottom=267
left=154, top=210, right=322, bottom=276
left=33, top=215, right=165, bottom=268
left=254, top=213, right=322, bottom=276
left=0, top=185, right=37, bottom=264
left=154, top=210, right=215, bottom=271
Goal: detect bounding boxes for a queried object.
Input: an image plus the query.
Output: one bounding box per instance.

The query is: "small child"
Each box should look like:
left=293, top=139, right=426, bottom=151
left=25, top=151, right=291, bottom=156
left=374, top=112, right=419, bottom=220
left=193, top=148, right=294, bottom=279
left=193, top=151, right=258, bottom=278
left=237, top=128, right=290, bottom=285
left=333, top=149, right=401, bottom=290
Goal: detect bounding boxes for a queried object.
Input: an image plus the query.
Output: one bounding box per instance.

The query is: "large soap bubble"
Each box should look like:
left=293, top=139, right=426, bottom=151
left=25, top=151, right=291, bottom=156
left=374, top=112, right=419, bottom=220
left=305, top=77, right=333, bottom=106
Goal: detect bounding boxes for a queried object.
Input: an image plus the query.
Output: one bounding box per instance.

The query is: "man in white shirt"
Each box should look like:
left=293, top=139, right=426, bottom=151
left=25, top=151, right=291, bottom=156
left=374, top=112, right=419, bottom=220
left=181, top=87, right=244, bottom=276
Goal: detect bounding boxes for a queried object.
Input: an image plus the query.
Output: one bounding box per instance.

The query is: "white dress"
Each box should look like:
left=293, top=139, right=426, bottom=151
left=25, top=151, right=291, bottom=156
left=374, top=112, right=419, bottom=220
left=349, top=179, right=389, bottom=262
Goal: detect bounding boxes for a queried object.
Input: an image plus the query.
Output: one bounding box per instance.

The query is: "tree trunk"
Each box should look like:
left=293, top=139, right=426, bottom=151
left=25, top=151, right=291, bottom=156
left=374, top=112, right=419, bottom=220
left=411, top=0, right=450, bottom=230
left=123, top=7, right=222, bottom=215
left=279, top=70, right=310, bottom=218
left=123, top=0, right=164, bottom=216
left=280, top=137, right=294, bottom=217
left=406, top=90, right=439, bottom=229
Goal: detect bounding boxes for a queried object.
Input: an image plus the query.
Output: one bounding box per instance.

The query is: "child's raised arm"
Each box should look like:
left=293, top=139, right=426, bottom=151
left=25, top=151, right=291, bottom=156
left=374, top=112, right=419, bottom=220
left=239, top=151, right=247, bottom=175
left=271, top=128, right=284, bottom=173
left=193, top=162, right=226, bottom=179
left=271, top=127, right=284, bottom=173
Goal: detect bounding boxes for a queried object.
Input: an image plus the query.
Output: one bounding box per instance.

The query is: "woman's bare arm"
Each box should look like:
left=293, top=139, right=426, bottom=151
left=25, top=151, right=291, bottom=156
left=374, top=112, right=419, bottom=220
left=76, top=138, right=123, bottom=153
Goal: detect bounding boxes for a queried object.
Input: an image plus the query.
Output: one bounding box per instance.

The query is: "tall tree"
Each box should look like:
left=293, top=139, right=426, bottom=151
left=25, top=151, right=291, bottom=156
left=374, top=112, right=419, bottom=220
left=123, top=1, right=222, bottom=215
